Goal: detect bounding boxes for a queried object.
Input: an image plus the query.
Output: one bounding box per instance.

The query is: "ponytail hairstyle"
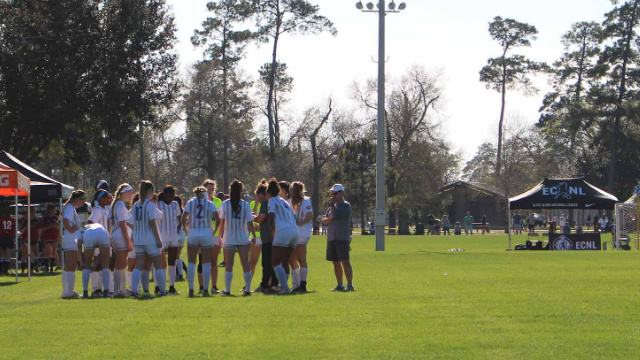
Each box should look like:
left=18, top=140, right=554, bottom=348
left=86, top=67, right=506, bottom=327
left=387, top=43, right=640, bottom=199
left=132, top=193, right=140, bottom=207
left=255, top=179, right=268, bottom=196
left=266, top=178, right=280, bottom=197
left=290, top=181, right=306, bottom=211
left=111, top=183, right=133, bottom=220
left=174, top=195, right=184, bottom=213
left=230, top=180, right=243, bottom=215
left=193, top=186, right=208, bottom=200
left=139, top=180, right=155, bottom=204
left=160, top=185, right=176, bottom=204
left=278, top=180, right=291, bottom=198
left=60, top=190, right=86, bottom=220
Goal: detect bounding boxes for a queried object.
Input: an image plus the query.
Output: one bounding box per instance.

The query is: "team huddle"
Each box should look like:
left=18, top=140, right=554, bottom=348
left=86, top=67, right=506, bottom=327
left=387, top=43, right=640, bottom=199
left=58, top=178, right=354, bottom=299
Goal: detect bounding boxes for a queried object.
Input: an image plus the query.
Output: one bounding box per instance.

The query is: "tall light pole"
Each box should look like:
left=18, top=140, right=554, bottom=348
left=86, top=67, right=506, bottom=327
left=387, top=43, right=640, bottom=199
left=356, top=1, right=407, bottom=251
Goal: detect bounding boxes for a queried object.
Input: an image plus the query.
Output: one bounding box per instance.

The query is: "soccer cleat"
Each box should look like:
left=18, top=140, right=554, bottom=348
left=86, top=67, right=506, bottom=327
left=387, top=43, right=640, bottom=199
left=346, top=284, right=355, bottom=292
left=198, top=286, right=204, bottom=294
left=142, top=291, right=152, bottom=298
left=211, top=286, right=220, bottom=294
left=202, top=291, right=211, bottom=297
left=243, top=291, right=251, bottom=296
left=263, top=287, right=277, bottom=295
left=113, top=292, right=128, bottom=299
left=168, top=287, right=179, bottom=295
left=154, top=286, right=160, bottom=295
left=130, top=292, right=140, bottom=299
left=331, top=285, right=346, bottom=292
left=83, top=291, right=89, bottom=299
left=176, top=275, right=185, bottom=282
left=218, top=261, right=225, bottom=268
left=276, top=289, right=293, bottom=295
left=188, top=290, right=195, bottom=298
left=254, top=286, right=267, bottom=293
left=157, top=291, right=168, bottom=297
left=92, top=289, right=103, bottom=298
left=292, top=287, right=307, bottom=294
left=220, top=291, right=231, bottom=296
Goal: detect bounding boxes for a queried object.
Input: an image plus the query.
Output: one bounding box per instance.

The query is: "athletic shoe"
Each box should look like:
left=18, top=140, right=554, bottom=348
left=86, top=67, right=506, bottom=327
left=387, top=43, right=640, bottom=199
left=55, top=266, right=62, bottom=270
left=82, top=291, right=89, bottom=299
left=168, top=287, right=179, bottom=295
left=292, top=287, right=307, bottom=294
left=198, top=287, right=204, bottom=294
left=243, top=291, right=251, bottom=296
left=276, top=289, right=293, bottom=295
left=346, top=284, right=355, bottom=292
left=142, top=291, right=152, bottom=298
left=156, top=291, right=168, bottom=297
left=211, top=286, right=220, bottom=294
left=154, top=286, right=160, bottom=295
left=218, top=261, right=225, bottom=267
left=220, top=291, right=231, bottom=296
left=130, top=292, right=140, bottom=299
left=254, top=286, right=267, bottom=293
left=176, top=275, right=184, bottom=281
left=188, top=290, right=195, bottom=298
left=113, top=292, right=128, bottom=299
left=125, top=289, right=137, bottom=297
left=202, top=291, right=211, bottom=297
left=263, top=287, right=278, bottom=295
left=92, top=289, right=103, bottom=298
left=103, top=291, right=111, bottom=298
left=331, top=285, right=346, bottom=292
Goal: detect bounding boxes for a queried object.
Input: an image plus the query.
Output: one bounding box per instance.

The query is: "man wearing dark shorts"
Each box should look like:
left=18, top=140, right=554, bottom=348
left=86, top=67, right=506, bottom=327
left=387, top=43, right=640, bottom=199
left=323, top=184, right=354, bottom=292
left=0, top=207, right=17, bottom=275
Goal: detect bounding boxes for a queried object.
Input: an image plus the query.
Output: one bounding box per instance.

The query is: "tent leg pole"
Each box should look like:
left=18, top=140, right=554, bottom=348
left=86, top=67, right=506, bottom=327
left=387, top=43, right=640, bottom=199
left=60, top=198, right=64, bottom=272
left=508, top=203, right=512, bottom=251
left=27, top=195, right=31, bottom=282
left=14, top=190, right=18, bottom=283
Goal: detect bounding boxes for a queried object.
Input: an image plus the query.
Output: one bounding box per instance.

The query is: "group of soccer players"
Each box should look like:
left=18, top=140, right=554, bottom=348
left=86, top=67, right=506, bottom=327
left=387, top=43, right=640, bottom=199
left=59, top=177, right=321, bottom=299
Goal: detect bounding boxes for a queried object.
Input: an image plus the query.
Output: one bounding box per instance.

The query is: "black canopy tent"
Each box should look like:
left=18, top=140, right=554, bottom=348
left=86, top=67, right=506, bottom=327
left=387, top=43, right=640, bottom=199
left=507, top=178, right=619, bottom=250
left=0, top=151, right=73, bottom=203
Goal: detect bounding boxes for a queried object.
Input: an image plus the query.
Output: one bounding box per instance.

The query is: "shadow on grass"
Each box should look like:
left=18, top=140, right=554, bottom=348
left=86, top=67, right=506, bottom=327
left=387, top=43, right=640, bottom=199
left=0, top=282, right=18, bottom=287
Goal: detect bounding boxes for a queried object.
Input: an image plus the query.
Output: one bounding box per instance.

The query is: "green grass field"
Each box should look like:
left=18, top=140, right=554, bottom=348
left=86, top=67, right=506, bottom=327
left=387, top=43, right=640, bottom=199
left=1, top=233, right=639, bottom=359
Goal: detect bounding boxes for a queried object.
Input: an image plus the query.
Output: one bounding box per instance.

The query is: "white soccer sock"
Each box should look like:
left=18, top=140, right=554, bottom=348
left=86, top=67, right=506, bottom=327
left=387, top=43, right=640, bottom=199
left=91, top=271, right=99, bottom=292
left=63, top=271, right=76, bottom=295
left=300, top=267, right=308, bottom=282
left=61, top=271, right=68, bottom=297
left=274, top=265, right=289, bottom=291
left=243, top=272, right=252, bottom=293
left=131, top=269, right=141, bottom=295
left=202, top=263, right=211, bottom=292
left=108, top=271, right=114, bottom=293
left=187, top=262, right=196, bottom=291
left=141, top=270, right=149, bottom=292
left=155, top=268, right=166, bottom=293
left=176, top=259, right=183, bottom=275
left=82, top=269, right=91, bottom=293
left=168, top=265, right=176, bottom=286
left=102, top=269, right=110, bottom=293
left=150, top=266, right=155, bottom=282
left=113, top=269, right=122, bottom=294
left=126, top=271, right=133, bottom=291
left=225, top=271, right=233, bottom=293
left=291, top=268, right=300, bottom=288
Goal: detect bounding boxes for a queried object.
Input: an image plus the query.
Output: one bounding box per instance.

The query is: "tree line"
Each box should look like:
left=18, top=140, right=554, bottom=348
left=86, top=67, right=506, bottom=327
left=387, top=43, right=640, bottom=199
left=0, top=0, right=456, bottom=234
left=474, top=0, right=640, bottom=201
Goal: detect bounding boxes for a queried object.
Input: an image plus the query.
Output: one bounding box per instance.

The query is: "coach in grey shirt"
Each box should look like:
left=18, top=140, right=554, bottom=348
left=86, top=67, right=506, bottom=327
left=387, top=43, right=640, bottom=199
left=323, top=184, right=354, bottom=292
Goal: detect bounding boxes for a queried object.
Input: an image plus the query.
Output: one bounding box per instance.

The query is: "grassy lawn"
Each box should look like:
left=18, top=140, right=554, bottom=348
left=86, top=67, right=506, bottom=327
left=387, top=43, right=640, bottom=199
left=1, top=233, right=639, bottom=359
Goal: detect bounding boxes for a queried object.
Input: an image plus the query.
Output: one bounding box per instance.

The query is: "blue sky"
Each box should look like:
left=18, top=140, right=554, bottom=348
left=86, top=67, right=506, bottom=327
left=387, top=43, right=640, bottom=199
left=167, top=0, right=614, bottom=161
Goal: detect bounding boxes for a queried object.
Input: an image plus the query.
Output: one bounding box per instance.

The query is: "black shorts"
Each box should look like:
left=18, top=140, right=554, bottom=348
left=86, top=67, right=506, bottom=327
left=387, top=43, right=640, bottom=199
left=528, top=225, right=535, bottom=231
left=0, top=236, right=14, bottom=248
left=326, top=241, right=350, bottom=261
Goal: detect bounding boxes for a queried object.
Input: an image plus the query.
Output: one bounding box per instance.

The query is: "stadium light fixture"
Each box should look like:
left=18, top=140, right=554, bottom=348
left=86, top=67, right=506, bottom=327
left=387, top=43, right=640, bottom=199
left=355, top=1, right=409, bottom=252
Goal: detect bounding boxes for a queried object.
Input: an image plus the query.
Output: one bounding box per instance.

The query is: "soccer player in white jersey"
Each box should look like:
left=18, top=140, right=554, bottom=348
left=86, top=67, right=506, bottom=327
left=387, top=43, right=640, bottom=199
left=219, top=180, right=256, bottom=296
left=174, top=195, right=186, bottom=281
left=157, top=186, right=181, bottom=295
left=61, top=190, right=87, bottom=299
left=290, top=181, right=313, bottom=293
left=126, top=193, right=140, bottom=292
left=267, top=179, right=299, bottom=295
left=129, top=181, right=167, bottom=298
left=81, top=221, right=111, bottom=298
left=279, top=180, right=292, bottom=204
left=110, top=184, right=134, bottom=297
left=182, top=186, right=219, bottom=297
left=87, top=190, right=113, bottom=296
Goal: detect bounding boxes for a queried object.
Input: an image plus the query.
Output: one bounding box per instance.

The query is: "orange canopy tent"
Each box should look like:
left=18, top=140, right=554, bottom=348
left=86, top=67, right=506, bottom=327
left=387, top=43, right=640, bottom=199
left=0, top=164, right=31, bottom=282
